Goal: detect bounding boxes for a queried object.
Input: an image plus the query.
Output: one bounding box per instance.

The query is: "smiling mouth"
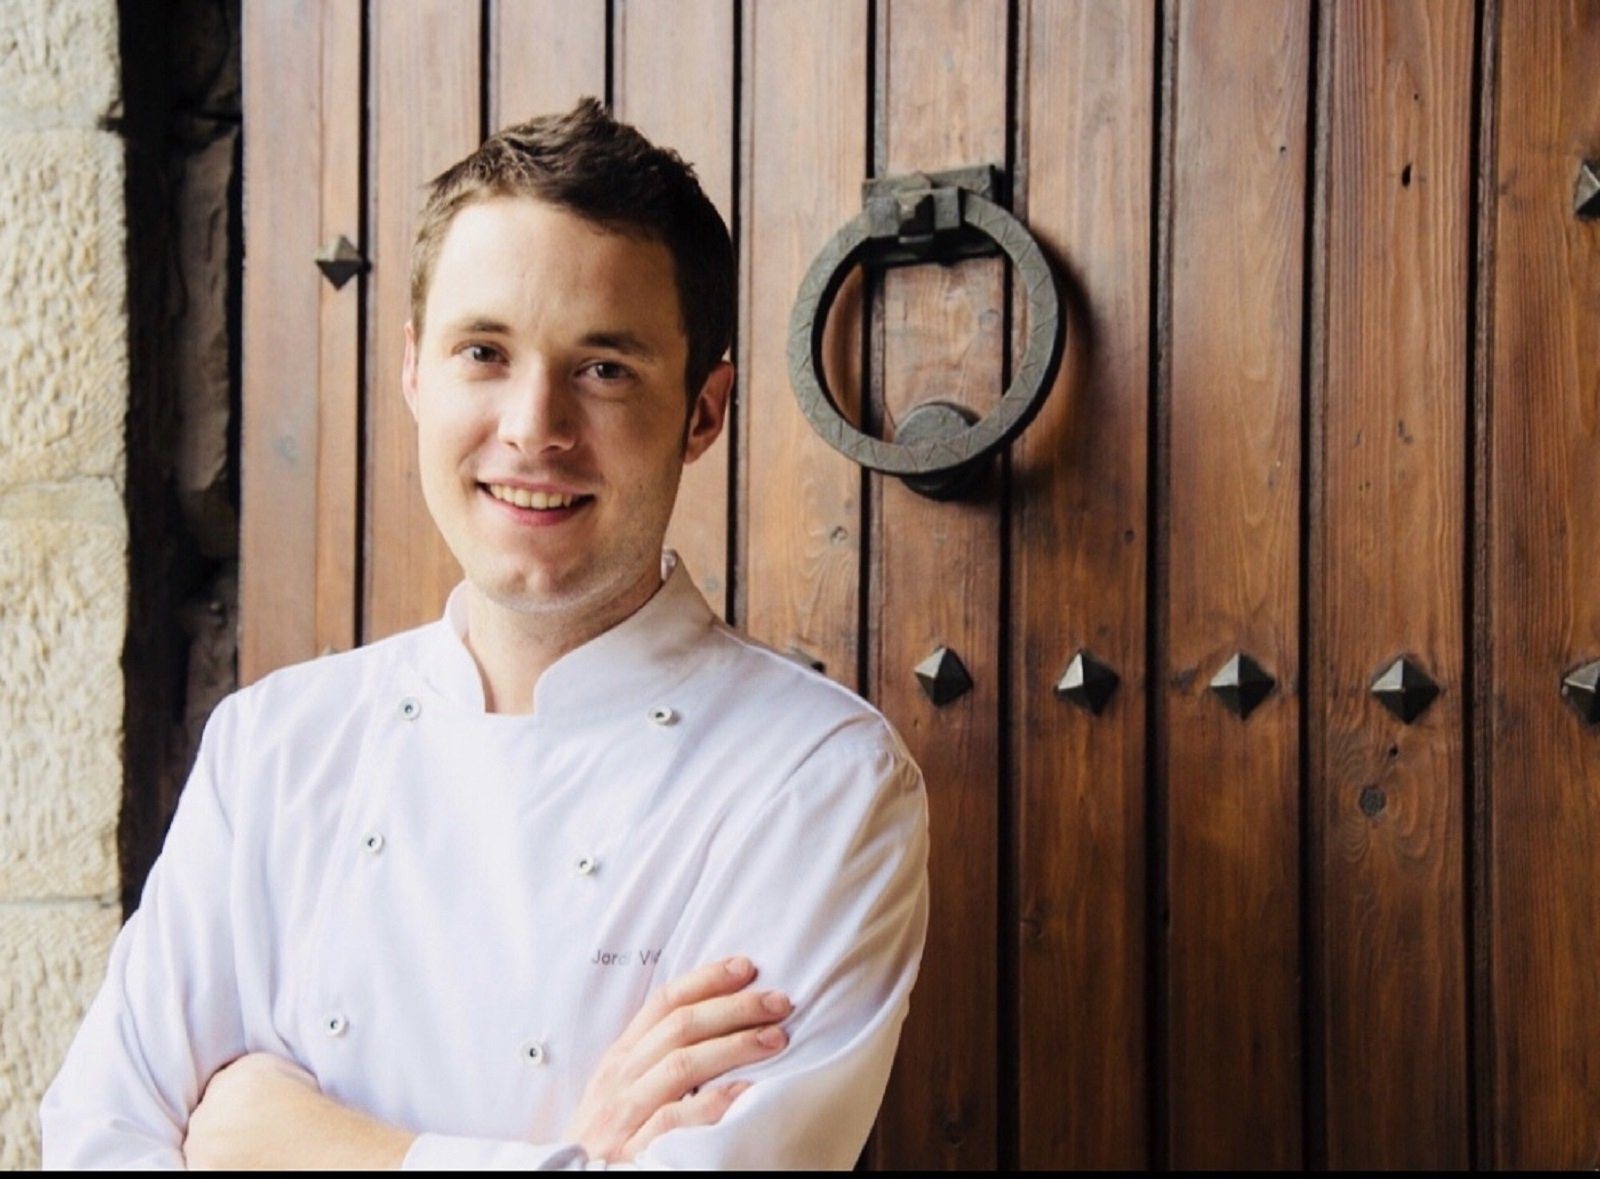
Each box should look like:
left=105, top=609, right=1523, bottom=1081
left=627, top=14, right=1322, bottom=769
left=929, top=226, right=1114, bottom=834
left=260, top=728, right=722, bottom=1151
left=484, top=483, right=591, bottom=511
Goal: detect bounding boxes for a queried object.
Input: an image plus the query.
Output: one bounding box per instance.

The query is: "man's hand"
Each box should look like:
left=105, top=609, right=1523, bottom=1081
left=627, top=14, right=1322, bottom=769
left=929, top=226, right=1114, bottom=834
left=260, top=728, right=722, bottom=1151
left=183, top=957, right=786, bottom=1169
left=564, top=955, right=791, bottom=1163
left=183, top=1052, right=413, bottom=1171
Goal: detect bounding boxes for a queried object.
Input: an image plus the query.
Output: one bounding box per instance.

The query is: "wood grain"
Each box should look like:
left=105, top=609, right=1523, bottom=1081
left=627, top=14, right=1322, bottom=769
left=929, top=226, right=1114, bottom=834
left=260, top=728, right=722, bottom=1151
left=313, top=0, right=364, bottom=664
left=740, top=0, right=867, bottom=685
left=1162, top=0, right=1308, bottom=1166
left=241, top=0, right=361, bottom=681
left=1486, top=0, right=1600, bottom=1166
left=1013, top=0, right=1154, bottom=1166
left=1312, top=0, right=1473, bottom=1166
left=490, top=0, right=607, bottom=129
left=363, top=1, right=481, bottom=642
left=232, top=2, right=1600, bottom=1168
left=616, top=0, right=737, bottom=618
left=868, top=0, right=1007, bottom=1167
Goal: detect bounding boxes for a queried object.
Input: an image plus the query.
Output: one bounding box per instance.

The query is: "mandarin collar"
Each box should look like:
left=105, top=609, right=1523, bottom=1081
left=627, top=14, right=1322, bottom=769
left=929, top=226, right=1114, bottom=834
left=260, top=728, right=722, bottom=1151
left=418, top=552, right=715, bottom=721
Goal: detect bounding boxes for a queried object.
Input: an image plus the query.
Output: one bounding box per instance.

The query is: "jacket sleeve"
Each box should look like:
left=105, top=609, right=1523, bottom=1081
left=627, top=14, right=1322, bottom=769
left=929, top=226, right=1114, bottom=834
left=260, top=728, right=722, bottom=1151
left=39, top=698, right=249, bottom=1169
left=400, top=731, right=930, bottom=1171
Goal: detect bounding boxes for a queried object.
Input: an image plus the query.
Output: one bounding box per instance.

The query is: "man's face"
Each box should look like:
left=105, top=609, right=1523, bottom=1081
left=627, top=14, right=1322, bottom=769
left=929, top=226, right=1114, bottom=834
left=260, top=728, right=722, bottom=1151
left=403, top=196, right=728, bottom=626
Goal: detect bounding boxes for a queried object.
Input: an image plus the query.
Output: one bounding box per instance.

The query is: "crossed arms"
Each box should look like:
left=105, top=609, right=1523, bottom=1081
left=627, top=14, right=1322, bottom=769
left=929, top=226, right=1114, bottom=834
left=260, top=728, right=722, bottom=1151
left=183, top=956, right=791, bottom=1168
left=41, top=679, right=929, bottom=1170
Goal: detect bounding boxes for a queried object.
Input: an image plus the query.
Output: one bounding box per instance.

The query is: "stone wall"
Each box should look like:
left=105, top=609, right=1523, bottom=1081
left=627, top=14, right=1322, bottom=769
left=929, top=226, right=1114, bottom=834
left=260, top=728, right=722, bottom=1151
left=0, top=0, right=129, bottom=1167
left=0, top=0, right=241, bottom=1165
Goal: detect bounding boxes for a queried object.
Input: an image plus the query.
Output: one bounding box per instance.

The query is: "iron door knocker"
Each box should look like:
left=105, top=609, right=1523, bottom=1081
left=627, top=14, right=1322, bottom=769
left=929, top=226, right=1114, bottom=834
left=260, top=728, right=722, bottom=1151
left=786, top=165, right=1066, bottom=500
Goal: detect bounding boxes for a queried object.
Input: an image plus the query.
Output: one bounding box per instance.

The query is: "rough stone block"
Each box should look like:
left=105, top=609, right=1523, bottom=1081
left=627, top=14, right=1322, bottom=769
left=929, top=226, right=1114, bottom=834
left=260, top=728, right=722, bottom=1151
left=0, top=129, right=127, bottom=487
left=0, top=900, right=121, bottom=1169
left=0, top=0, right=121, bottom=125
left=0, top=508, right=125, bottom=899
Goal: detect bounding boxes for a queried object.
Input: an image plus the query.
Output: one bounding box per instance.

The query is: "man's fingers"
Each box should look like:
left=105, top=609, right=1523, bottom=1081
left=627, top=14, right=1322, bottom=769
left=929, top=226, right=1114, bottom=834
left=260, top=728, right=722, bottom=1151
left=617, top=1082, right=753, bottom=1162
left=610, top=956, right=758, bottom=1057
left=563, top=957, right=780, bottom=1162
left=628, top=1024, right=787, bottom=1120
left=624, top=987, right=791, bottom=1078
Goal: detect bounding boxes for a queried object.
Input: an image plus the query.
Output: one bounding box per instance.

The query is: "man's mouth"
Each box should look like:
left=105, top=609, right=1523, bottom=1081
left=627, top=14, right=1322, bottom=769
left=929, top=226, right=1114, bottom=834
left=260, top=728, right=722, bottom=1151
left=484, top=483, right=590, bottom=511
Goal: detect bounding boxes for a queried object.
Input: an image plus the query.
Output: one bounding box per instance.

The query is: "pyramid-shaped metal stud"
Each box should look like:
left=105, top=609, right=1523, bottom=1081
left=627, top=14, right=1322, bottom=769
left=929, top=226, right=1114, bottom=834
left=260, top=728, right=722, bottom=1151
left=785, top=645, right=825, bottom=674
left=1054, top=649, right=1119, bottom=716
left=1577, top=161, right=1600, bottom=220
left=315, top=234, right=368, bottom=289
left=1208, top=652, right=1275, bottom=719
left=914, top=645, right=972, bottom=707
left=1370, top=655, right=1441, bottom=724
left=1561, top=659, right=1600, bottom=725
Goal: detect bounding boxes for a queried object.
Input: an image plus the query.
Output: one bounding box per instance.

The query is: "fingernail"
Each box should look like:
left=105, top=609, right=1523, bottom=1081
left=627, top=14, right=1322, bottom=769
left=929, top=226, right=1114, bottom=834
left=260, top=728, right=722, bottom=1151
left=725, top=956, right=752, bottom=976
left=757, top=1026, right=787, bottom=1049
left=728, top=1081, right=753, bottom=1097
left=762, top=992, right=791, bottom=1015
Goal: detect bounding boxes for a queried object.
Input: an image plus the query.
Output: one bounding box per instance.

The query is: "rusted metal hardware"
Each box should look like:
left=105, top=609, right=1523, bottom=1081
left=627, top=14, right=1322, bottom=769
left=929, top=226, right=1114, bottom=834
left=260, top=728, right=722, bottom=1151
left=785, top=644, right=825, bottom=674
left=1209, top=652, right=1275, bottom=719
left=1576, top=161, right=1600, bottom=219
left=1055, top=649, right=1120, bottom=716
left=914, top=645, right=973, bottom=707
left=315, top=235, right=368, bottom=289
left=787, top=164, right=1065, bottom=501
left=861, top=165, right=1006, bottom=266
left=1561, top=659, right=1600, bottom=725
left=1371, top=655, right=1440, bottom=724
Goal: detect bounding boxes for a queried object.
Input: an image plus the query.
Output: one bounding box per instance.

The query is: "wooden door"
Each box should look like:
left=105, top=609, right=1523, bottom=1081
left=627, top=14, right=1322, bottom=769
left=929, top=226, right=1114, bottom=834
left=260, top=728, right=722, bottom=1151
left=240, top=0, right=1600, bottom=1167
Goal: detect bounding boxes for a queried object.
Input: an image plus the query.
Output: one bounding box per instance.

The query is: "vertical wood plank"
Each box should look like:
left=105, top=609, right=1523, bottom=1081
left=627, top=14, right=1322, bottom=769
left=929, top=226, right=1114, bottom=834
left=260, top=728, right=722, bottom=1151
left=313, top=1, right=364, bottom=663
left=491, top=0, right=607, bottom=128
left=616, top=0, right=736, bottom=618
left=1312, top=0, right=1474, bottom=1167
left=364, top=2, right=481, bottom=642
left=1163, top=0, right=1308, bottom=1166
left=1486, top=0, right=1600, bottom=1166
left=740, top=0, right=866, bottom=684
left=870, top=0, right=1007, bottom=1168
left=241, top=0, right=361, bottom=682
left=1014, top=0, right=1154, bottom=1167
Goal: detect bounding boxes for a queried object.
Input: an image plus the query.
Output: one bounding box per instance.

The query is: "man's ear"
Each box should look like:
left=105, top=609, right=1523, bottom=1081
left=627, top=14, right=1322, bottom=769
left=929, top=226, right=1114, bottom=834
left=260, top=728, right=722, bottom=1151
left=402, top=321, right=420, bottom=420
left=683, top=362, right=733, bottom=464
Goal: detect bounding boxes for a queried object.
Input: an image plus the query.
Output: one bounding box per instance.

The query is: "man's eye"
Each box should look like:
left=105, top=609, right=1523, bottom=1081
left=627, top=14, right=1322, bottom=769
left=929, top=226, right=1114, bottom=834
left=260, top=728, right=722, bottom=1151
left=583, top=361, right=632, bottom=382
left=462, top=343, right=505, bottom=365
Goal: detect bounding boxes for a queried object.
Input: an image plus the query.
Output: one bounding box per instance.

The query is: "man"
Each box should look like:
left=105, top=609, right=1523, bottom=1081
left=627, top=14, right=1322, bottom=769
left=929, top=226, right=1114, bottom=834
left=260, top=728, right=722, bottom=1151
left=41, top=99, right=928, bottom=1169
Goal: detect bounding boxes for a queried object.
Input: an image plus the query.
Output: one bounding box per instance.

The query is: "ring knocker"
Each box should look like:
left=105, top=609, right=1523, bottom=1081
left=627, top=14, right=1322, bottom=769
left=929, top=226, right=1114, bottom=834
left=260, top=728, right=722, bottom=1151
left=786, top=165, right=1066, bottom=500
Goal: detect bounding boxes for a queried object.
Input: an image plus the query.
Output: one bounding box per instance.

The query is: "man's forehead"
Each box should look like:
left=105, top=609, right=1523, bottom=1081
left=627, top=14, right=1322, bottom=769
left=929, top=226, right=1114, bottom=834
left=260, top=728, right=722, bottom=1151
left=425, top=198, right=684, bottom=342
left=438, top=195, right=664, bottom=264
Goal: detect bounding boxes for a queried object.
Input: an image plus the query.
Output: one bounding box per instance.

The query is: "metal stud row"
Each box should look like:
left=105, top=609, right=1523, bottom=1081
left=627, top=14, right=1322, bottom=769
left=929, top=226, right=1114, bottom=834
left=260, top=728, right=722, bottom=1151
left=907, top=646, right=1600, bottom=727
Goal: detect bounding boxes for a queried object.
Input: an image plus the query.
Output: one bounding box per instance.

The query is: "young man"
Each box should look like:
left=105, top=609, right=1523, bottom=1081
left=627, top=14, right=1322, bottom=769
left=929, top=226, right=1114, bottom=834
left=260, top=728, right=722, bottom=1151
left=41, top=100, right=928, bottom=1169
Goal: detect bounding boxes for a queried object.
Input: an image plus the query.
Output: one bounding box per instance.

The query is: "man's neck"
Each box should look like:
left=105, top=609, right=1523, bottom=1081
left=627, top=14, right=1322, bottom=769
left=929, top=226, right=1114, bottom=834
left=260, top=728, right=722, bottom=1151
left=461, top=571, right=664, bottom=715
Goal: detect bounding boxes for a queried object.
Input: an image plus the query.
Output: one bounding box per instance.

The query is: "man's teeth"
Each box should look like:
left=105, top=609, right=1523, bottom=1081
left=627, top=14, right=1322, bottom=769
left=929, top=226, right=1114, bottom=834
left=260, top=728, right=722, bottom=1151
left=488, top=484, right=579, bottom=510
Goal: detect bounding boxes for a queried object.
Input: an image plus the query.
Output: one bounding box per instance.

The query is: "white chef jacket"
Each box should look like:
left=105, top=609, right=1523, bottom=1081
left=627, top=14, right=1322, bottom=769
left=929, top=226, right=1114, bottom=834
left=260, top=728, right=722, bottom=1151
left=40, top=554, right=929, bottom=1170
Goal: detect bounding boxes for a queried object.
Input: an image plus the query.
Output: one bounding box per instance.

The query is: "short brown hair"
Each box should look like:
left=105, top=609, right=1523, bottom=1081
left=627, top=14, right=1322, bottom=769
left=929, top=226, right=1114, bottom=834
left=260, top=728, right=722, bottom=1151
left=410, top=98, right=734, bottom=399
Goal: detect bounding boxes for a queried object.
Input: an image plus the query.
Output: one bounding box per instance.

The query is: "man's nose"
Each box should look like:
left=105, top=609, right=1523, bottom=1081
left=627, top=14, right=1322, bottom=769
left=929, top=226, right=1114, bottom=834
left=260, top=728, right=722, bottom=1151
left=499, top=362, right=577, bottom=452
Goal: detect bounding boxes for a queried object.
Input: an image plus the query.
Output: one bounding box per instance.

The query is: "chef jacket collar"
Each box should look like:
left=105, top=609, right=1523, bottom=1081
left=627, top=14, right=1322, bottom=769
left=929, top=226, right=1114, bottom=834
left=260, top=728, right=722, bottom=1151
left=419, top=551, right=715, bottom=721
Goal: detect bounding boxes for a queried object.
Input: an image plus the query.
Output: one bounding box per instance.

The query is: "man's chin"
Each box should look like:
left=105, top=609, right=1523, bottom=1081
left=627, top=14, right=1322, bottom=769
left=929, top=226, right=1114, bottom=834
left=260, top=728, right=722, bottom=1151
left=468, top=569, right=590, bottom=616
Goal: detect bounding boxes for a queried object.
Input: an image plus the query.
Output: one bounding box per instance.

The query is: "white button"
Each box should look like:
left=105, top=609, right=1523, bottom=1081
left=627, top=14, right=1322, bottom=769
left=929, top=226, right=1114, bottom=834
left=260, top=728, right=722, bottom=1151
left=362, top=831, right=385, bottom=855
left=648, top=705, right=676, bottom=726
left=575, top=855, right=598, bottom=876
left=325, top=1014, right=348, bottom=1037
left=400, top=697, right=422, bottom=721
left=520, top=1039, right=547, bottom=1067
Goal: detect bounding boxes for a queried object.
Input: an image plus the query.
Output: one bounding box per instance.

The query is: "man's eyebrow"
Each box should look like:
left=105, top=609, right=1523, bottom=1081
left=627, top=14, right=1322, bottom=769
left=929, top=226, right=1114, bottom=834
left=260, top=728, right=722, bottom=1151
left=439, top=315, right=514, bottom=337
left=580, top=330, right=659, bottom=361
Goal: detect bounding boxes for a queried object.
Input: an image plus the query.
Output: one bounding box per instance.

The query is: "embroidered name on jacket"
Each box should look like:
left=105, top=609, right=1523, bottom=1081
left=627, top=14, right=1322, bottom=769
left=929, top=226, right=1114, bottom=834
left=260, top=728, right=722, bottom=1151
left=591, top=948, right=663, bottom=966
